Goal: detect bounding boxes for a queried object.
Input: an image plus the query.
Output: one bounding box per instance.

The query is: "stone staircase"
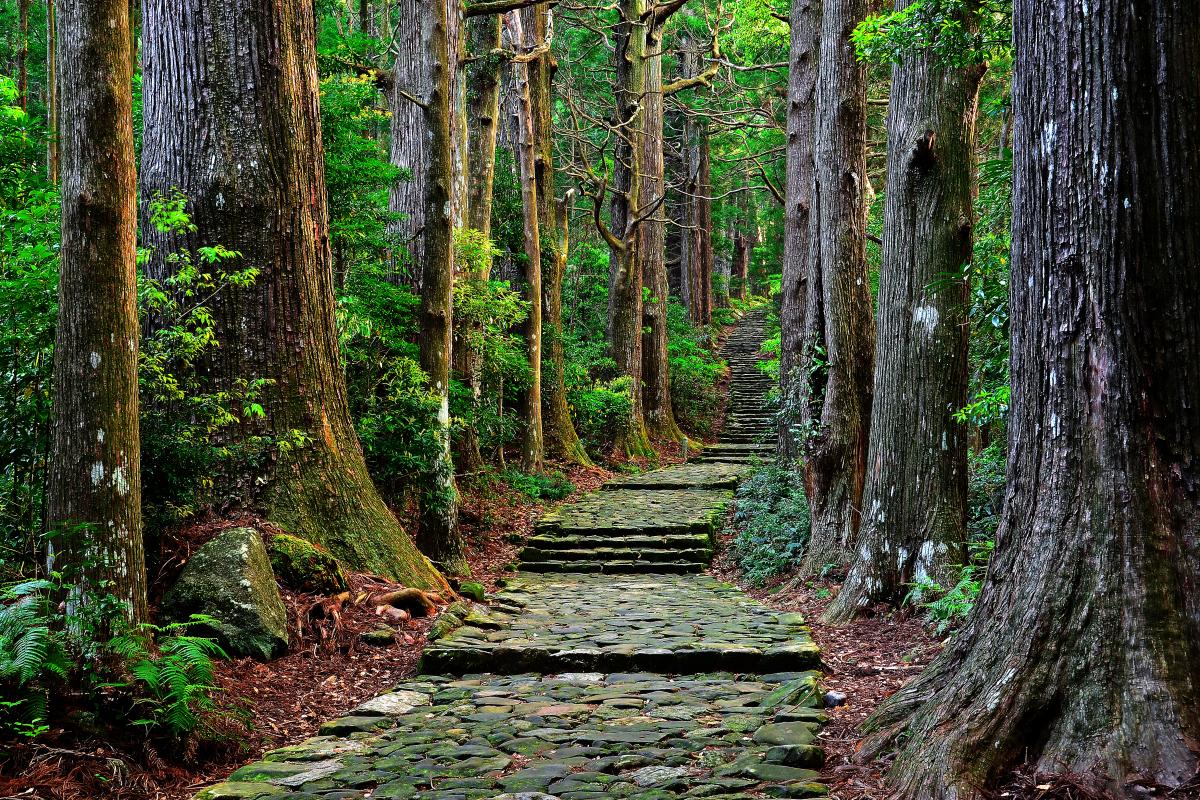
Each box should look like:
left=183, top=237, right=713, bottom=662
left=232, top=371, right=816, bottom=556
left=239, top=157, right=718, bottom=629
left=518, top=309, right=775, bottom=574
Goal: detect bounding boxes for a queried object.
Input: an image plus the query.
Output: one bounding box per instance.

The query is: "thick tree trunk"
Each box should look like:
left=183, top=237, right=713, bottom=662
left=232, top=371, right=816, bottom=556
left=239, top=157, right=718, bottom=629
left=638, top=14, right=683, bottom=443
left=825, top=38, right=983, bottom=623
left=604, top=0, right=653, bottom=458
left=49, top=0, right=145, bottom=624
left=415, top=0, right=466, bottom=575
left=732, top=230, right=750, bottom=300
left=778, top=0, right=818, bottom=462
left=46, top=0, right=57, bottom=183
left=140, top=0, right=446, bottom=590
left=863, top=3, right=1200, bottom=796
left=505, top=10, right=544, bottom=472
left=696, top=128, right=714, bottom=322
left=529, top=5, right=589, bottom=466
left=677, top=38, right=703, bottom=324
left=389, top=0, right=433, bottom=287
left=455, top=13, right=502, bottom=475
left=796, top=0, right=874, bottom=574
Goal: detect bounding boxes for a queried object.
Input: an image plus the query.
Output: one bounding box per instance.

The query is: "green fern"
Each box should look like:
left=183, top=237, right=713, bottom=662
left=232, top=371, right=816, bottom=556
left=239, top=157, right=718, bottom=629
left=0, top=579, right=68, bottom=734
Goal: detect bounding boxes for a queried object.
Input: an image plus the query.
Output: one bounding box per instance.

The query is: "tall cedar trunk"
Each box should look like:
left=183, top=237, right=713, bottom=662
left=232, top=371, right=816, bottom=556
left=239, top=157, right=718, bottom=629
left=389, top=0, right=432, bottom=288
left=455, top=13, right=502, bottom=475
left=415, top=0, right=465, bottom=575
left=49, top=0, right=145, bottom=624
left=796, top=0, right=874, bottom=573
left=506, top=10, right=543, bottom=471
left=732, top=230, right=749, bottom=300
left=140, top=0, right=446, bottom=591
left=359, top=0, right=369, bottom=32
left=530, top=4, right=589, bottom=465
left=778, top=0, right=818, bottom=462
left=678, top=37, right=703, bottom=324
left=17, top=0, right=29, bottom=110
left=696, top=126, right=714, bottom=320
left=825, top=37, right=983, bottom=623
left=638, top=13, right=683, bottom=442
left=46, top=0, right=57, bottom=183
left=862, top=2, right=1200, bottom=796
left=604, top=0, right=653, bottom=458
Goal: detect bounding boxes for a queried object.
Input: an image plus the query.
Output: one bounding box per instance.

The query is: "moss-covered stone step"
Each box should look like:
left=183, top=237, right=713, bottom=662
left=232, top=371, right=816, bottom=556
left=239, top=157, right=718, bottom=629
left=421, top=574, right=822, bottom=676
left=536, top=488, right=732, bottom=539
left=197, top=671, right=826, bottom=800
left=525, top=532, right=714, bottom=550
left=519, top=546, right=713, bottom=564
left=519, top=559, right=706, bottom=574
left=602, top=461, right=751, bottom=491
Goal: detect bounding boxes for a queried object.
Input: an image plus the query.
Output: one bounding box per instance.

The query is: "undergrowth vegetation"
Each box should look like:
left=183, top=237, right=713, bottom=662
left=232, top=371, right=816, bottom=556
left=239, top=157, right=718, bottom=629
left=728, top=462, right=812, bottom=586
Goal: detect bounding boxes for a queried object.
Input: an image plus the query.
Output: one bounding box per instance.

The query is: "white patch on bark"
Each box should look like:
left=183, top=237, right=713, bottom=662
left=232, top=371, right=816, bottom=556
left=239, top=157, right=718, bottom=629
left=90, top=461, right=105, bottom=485
left=96, top=429, right=105, bottom=443
left=111, top=466, right=130, bottom=496
left=89, top=351, right=101, bottom=369
left=913, top=304, right=939, bottom=335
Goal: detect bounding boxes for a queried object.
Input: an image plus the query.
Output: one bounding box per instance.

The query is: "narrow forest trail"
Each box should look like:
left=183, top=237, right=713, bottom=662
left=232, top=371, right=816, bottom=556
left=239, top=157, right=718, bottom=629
left=197, top=312, right=830, bottom=800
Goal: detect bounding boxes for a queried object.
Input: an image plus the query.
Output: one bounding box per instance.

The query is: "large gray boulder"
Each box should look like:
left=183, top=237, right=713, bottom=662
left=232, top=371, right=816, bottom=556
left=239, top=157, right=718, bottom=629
left=162, top=527, right=289, bottom=660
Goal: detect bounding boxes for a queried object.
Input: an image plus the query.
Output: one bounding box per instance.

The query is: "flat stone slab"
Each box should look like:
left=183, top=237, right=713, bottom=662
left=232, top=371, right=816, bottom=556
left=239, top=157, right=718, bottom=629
left=602, top=461, right=751, bottom=491
left=422, top=574, right=820, bottom=675
left=197, top=671, right=826, bottom=800
left=536, top=488, right=732, bottom=538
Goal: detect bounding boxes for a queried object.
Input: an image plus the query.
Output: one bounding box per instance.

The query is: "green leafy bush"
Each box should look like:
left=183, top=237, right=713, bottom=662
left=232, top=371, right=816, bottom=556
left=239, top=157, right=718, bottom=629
left=572, top=376, right=635, bottom=456
left=667, top=302, right=726, bottom=435
left=497, top=469, right=575, bottom=501
left=728, top=463, right=812, bottom=585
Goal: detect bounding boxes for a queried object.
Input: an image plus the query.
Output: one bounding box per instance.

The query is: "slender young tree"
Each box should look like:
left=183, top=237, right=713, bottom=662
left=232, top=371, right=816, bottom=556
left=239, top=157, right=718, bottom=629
left=796, top=0, right=874, bottom=573
left=863, top=2, right=1200, bottom=795
left=506, top=9, right=544, bottom=471
left=414, top=0, right=466, bottom=574
left=49, top=0, right=145, bottom=624
left=778, top=0, right=819, bottom=462
left=456, top=13, right=503, bottom=474
left=825, top=15, right=984, bottom=623
left=140, top=0, right=446, bottom=590
left=17, top=0, right=29, bottom=110
left=46, top=0, right=57, bottom=183
left=529, top=2, right=591, bottom=466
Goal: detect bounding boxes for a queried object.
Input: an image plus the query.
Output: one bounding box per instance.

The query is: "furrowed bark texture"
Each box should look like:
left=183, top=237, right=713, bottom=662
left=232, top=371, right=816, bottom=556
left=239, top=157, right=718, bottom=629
left=49, top=0, right=146, bottom=624
left=639, top=12, right=683, bottom=443
left=140, top=0, right=446, bottom=591
left=863, top=2, right=1200, bottom=795
left=389, top=0, right=433, bottom=287
left=696, top=125, right=714, bottom=320
left=778, top=0, right=818, bottom=462
left=46, top=0, right=57, bottom=183
left=825, top=35, right=983, bottom=623
left=529, top=4, right=589, bottom=466
left=456, top=13, right=502, bottom=475
left=506, top=10, right=544, bottom=471
left=604, top=0, right=653, bottom=458
left=416, top=0, right=466, bottom=575
left=797, top=0, right=874, bottom=573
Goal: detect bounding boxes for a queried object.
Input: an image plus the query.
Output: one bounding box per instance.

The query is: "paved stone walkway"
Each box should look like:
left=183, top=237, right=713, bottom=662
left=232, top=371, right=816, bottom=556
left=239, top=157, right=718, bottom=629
left=198, top=311, right=827, bottom=800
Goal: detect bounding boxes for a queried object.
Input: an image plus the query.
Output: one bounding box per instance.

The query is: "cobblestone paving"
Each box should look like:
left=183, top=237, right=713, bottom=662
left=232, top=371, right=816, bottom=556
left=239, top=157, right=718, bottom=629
left=421, top=575, right=820, bottom=675
left=197, top=312, right=827, bottom=800
left=198, top=671, right=828, bottom=800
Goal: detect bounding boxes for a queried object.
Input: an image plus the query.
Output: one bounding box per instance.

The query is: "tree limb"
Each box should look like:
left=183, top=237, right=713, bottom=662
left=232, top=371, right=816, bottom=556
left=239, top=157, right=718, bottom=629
left=465, top=0, right=558, bottom=17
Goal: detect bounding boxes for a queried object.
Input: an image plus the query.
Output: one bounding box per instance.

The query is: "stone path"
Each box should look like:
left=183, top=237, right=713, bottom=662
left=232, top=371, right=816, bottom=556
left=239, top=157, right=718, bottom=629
left=198, top=310, right=828, bottom=800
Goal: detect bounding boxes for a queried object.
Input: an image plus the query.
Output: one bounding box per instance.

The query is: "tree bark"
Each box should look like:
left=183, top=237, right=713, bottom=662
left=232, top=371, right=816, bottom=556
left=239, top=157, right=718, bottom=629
left=46, top=0, right=57, bottom=183
left=140, top=0, right=447, bottom=591
left=862, top=3, right=1200, bottom=796
left=505, top=10, right=544, bottom=471
left=389, top=0, right=433, bottom=287
left=49, top=0, right=145, bottom=624
left=603, top=0, right=653, bottom=458
left=732, top=229, right=750, bottom=300
left=455, top=13, right=502, bottom=475
left=529, top=4, right=589, bottom=466
left=637, top=11, right=683, bottom=443
left=415, top=0, right=466, bottom=575
left=825, top=31, right=983, bottom=623
left=778, top=0, right=818, bottom=462
left=795, top=0, right=874, bottom=574
left=696, top=125, right=714, bottom=321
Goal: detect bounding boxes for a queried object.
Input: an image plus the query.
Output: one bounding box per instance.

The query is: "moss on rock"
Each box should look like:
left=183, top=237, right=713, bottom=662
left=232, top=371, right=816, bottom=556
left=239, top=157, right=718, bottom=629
left=162, top=527, right=288, bottom=660
left=268, top=533, right=349, bottom=595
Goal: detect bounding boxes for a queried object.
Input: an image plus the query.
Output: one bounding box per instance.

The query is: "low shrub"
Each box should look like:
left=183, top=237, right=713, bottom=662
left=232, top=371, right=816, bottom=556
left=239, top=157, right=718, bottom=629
left=728, top=463, right=811, bottom=586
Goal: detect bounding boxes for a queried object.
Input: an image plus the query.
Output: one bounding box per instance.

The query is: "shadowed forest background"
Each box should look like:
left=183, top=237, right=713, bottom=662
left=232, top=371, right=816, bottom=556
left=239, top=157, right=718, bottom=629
left=0, top=0, right=1197, bottom=798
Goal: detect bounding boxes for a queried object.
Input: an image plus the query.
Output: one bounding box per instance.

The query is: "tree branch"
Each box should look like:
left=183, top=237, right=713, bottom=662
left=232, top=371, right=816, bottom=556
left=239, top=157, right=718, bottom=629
left=465, top=0, right=558, bottom=17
